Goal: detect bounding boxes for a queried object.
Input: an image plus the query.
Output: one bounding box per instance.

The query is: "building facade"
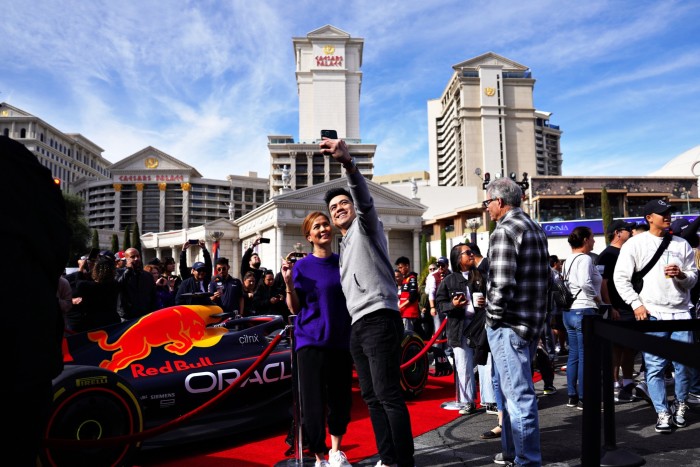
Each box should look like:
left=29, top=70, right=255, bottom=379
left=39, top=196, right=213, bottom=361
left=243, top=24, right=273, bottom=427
left=71, top=147, right=269, bottom=234
left=0, top=102, right=112, bottom=190
left=427, top=52, right=562, bottom=192
left=267, top=25, right=376, bottom=195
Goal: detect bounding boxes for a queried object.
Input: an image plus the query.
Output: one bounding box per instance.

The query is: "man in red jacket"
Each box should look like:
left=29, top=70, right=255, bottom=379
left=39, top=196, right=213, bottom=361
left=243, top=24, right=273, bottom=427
left=395, top=256, right=419, bottom=332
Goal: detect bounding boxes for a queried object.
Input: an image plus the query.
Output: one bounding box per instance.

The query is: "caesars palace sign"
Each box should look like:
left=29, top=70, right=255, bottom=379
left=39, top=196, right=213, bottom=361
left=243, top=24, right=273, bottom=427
left=315, top=45, right=343, bottom=67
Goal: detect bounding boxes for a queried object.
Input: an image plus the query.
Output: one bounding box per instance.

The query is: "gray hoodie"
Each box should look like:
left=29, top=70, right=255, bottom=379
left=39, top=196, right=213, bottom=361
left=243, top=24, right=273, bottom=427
left=339, top=171, right=401, bottom=324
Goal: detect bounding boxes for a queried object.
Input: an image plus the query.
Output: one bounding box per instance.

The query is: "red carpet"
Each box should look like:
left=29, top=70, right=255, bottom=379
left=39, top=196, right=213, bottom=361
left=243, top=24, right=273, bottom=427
left=141, top=371, right=543, bottom=466
left=140, top=373, right=462, bottom=466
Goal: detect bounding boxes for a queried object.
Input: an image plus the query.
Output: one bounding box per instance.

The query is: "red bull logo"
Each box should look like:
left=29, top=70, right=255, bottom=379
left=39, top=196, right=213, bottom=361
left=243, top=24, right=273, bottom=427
left=88, top=305, right=227, bottom=372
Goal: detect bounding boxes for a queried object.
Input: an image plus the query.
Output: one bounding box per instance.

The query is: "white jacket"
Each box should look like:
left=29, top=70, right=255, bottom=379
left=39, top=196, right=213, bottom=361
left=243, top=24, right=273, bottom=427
left=614, top=231, right=697, bottom=319
left=563, top=253, right=601, bottom=309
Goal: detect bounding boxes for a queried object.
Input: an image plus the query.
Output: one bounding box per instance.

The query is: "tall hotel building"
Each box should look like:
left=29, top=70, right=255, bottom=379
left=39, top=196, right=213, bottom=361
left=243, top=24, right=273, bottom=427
left=427, top=52, right=562, bottom=193
left=267, top=25, right=376, bottom=193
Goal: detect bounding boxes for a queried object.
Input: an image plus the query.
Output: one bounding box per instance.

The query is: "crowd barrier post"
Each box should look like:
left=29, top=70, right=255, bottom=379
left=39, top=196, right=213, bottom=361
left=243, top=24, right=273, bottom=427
left=581, top=315, right=700, bottom=467
left=276, top=314, right=307, bottom=467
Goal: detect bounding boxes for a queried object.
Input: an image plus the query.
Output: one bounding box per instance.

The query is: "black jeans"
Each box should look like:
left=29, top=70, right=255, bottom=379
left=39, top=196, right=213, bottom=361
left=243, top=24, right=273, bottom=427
left=297, top=346, right=353, bottom=455
left=350, top=309, right=414, bottom=467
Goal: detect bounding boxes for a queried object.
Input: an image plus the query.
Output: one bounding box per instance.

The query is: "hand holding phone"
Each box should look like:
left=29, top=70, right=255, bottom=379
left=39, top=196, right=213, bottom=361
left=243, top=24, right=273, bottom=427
left=451, top=291, right=467, bottom=305
left=321, top=129, right=337, bottom=140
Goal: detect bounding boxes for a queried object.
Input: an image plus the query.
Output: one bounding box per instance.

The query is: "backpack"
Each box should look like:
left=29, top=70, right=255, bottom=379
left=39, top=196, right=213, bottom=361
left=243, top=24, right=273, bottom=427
left=551, top=254, right=583, bottom=309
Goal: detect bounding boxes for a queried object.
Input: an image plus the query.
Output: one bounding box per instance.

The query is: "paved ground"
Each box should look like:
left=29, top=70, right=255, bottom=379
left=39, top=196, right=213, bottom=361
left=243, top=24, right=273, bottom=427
left=351, top=356, right=700, bottom=467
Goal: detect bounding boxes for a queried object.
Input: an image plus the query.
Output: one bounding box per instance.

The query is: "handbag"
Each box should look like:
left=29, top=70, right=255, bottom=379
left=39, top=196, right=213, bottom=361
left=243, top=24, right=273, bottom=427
left=631, top=234, right=671, bottom=293
left=552, top=254, right=583, bottom=309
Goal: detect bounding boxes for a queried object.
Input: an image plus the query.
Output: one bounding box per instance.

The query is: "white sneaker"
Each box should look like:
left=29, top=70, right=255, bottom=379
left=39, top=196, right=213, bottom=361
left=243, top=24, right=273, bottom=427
left=329, top=450, right=352, bottom=467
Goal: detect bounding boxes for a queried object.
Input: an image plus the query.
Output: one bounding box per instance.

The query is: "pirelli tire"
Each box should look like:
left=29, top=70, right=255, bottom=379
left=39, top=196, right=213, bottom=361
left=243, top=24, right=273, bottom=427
left=43, top=365, right=144, bottom=467
left=399, top=331, right=428, bottom=399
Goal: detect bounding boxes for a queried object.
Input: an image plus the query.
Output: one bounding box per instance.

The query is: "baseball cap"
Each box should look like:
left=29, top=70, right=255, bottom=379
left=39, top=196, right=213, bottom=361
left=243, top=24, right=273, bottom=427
left=670, top=218, right=690, bottom=234
left=643, top=199, right=676, bottom=216
left=607, top=220, right=635, bottom=234
left=99, top=250, right=115, bottom=260
left=192, top=261, right=206, bottom=271
left=116, top=251, right=126, bottom=260
left=437, top=256, right=449, bottom=266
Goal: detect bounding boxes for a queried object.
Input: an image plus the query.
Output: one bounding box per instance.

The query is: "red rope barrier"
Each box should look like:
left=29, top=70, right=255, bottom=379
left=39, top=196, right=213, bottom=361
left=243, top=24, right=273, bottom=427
left=44, top=330, right=286, bottom=448
left=400, top=317, right=448, bottom=369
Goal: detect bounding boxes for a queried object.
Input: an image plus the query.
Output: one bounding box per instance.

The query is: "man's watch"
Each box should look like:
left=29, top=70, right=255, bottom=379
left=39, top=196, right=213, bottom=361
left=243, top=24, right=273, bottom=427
left=342, top=157, right=357, bottom=171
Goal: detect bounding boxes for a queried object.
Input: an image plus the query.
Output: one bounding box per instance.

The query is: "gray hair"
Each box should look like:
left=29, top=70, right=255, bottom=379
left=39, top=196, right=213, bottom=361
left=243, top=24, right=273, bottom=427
left=487, top=177, right=522, bottom=208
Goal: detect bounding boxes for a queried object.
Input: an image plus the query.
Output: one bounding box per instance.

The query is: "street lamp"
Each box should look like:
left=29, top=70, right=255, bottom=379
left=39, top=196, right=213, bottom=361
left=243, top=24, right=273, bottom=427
left=466, top=218, right=481, bottom=244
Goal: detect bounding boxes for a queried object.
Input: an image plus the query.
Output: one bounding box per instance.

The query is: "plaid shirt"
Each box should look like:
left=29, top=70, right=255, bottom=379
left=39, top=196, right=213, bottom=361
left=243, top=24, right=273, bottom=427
left=486, top=207, right=550, bottom=340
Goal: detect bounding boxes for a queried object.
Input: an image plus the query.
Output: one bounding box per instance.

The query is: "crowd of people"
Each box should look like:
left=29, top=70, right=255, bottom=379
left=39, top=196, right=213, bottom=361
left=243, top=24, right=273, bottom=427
left=32, top=131, right=700, bottom=467
left=59, top=236, right=298, bottom=335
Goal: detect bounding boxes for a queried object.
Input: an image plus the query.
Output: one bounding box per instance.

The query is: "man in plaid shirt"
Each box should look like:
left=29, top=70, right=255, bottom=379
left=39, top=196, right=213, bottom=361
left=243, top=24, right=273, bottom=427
left=483, top=177, right=550, bottom=467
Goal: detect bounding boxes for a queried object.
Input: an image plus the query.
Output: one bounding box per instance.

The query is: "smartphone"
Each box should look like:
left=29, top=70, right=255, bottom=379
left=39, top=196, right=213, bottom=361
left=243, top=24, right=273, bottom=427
left=188, top=239, right=199, bottom=244
left=321, top=129, right=337, bottom=140
left=451, top=291, right=466, bottom=299
left=259, top=238, right=271, bottom=244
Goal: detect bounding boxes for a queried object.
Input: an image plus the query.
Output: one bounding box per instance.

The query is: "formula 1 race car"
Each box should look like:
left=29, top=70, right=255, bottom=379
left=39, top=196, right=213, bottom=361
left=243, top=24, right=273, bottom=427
left=43, top=304, right=428, bottom=466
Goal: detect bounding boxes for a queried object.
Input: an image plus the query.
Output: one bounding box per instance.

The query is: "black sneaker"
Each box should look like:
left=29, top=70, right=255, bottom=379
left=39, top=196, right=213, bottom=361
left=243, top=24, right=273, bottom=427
left=615, top=383, right=636, bottom=403
left=458, top=403, right=476, bottom=415
left=567, top=396, right=579, bottom=407
left=543, top=385, right=557, bottom=395
left=673, top=401, right=689, bottom=428
left=655, top=411, right=672, bottom=433
left=493, top=452, right=515, bottom=465
left=485, top=403, right=499, bottom=414
left=576, top=400, right=584, bottom=410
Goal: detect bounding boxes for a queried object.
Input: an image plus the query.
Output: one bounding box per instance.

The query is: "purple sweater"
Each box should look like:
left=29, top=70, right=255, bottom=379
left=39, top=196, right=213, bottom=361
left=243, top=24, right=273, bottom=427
left=292, top=253, right=351, bottom=351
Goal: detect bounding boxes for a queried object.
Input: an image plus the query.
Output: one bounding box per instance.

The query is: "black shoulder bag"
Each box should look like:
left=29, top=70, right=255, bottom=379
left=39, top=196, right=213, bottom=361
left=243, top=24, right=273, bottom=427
left=631, top=234, right=671, bottom=293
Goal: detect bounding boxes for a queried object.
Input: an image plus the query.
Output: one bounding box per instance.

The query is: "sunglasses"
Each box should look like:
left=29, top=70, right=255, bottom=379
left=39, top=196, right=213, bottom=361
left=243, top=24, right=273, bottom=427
left=460, top=250, right=475, bottom=257
left=216, top=267, right=228, bottom=271
left=428, top=267, right=436, bottom=272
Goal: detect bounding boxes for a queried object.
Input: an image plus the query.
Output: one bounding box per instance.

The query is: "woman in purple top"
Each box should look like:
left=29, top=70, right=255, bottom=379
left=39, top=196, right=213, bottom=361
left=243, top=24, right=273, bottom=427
left=281, top=211, right=353, bottom=467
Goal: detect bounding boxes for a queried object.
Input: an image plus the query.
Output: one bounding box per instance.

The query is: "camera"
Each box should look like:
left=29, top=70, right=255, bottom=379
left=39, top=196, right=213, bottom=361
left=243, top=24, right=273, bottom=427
left=321, top=129, right=337, bottom=140
left=259, top=238, right=271, bottom=244
left=188, top=239, right=199, bottom=244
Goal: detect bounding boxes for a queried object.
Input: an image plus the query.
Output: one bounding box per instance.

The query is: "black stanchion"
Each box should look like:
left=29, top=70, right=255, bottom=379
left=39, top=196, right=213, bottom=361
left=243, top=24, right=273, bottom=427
left=274, top=315, right=314, bottom=466
left=582, top=315, right=645, bottom=467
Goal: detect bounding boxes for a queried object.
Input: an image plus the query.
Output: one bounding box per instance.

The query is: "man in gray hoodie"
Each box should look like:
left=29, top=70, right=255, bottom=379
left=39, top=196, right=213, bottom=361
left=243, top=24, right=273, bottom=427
left=322, top=137, right=414, bottom=467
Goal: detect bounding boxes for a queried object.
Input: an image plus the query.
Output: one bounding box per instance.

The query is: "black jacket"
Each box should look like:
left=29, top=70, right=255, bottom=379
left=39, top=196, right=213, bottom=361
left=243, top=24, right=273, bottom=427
left=435, top=268, right=488, bottom=364
left=175, top=276, right=212, bottom=306
left=116, top=267, right=157, bottom=321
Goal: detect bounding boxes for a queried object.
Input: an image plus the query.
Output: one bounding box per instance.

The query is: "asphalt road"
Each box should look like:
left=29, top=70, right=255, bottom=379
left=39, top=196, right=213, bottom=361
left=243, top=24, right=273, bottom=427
left=350, top=355, right=700, bottom=467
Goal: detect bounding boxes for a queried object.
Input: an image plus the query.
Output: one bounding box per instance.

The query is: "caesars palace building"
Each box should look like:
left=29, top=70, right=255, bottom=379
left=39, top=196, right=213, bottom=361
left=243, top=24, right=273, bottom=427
left=3, top=25, right=698, bottom=270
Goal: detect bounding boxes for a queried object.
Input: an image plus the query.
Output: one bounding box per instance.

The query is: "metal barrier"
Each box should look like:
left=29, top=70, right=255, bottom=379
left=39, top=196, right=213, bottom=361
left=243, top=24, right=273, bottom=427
left=581, top=316, right=700, bottom=466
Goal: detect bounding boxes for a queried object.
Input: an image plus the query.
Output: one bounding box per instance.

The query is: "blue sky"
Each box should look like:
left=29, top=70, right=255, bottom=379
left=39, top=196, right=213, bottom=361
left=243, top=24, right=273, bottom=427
left=1, top=0, right=699, bottom=180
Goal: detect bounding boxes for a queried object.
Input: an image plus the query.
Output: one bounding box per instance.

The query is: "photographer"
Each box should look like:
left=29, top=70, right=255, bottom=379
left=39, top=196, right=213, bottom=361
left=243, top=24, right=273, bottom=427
left=241, top=235, right=268, bottom=285
left=179, top=240, right=212, bottom=281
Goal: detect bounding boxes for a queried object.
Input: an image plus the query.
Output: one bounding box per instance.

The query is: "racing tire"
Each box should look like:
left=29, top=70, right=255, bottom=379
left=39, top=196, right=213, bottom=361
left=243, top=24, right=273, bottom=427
left=42, top=366, right=144, bottom=467
left=399, top=331, right=429, bottom=399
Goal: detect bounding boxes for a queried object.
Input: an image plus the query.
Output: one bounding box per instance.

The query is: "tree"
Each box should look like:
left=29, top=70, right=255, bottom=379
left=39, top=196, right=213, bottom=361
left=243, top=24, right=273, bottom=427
left=419, top=232, right=427, bottom=271
left=111, top=234, right=120, bottom=253
left=91, top=229, right=99, bottom=250
left=123, top=225, right=131, bottom=251
left=440, top=228, right=447, bottom=257
left=601, top=187, right=613, bottom=245
left=131, top=222, right=142, bottom=252
left=62, top=193, right=91, bottom=265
